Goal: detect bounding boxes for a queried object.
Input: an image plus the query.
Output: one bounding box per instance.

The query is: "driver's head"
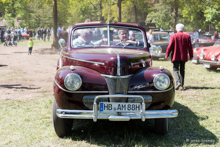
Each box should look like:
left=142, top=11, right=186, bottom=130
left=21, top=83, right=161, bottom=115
left=118, top=29, right=129, bottom=42
left=81, top=29, right=92, bottom=43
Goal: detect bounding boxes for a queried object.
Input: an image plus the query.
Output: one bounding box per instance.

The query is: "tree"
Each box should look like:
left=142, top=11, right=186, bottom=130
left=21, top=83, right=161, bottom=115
left=112, top=0, right=124, bottom=22
left=204, top=1, right=220, bottom=31
left=52, top=0, right=59, bottom=49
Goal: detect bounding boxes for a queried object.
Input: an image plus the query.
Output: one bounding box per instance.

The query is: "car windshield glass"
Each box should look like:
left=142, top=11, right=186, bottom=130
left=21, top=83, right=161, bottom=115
left=214, top=39, right=220, bottom=46
left=71, top=26, right=145, bottom=49
left=153, top=33, right=170, bottom=42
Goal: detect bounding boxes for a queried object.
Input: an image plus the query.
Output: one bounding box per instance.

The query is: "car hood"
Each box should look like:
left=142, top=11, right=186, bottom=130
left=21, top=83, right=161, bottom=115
left=62, top=48, right=151, bottom=76
left=195, top=46, right=220, bottom=54
left=205, top=47, right=220, bottom=60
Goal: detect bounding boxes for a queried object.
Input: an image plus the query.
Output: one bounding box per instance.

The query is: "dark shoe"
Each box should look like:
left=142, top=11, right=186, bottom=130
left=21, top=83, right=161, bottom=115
left=175, top=83, right=181, bottom=90
left=180, top=86, right=185, bottom=91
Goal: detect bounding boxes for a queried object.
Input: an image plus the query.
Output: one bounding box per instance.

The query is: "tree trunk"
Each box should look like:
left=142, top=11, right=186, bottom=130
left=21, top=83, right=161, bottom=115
left=173, top=0, right=178, bottom=33
left=134, top=4, right=137, bottom=23
left=99, top=0, right=104, bottom=22
left=52, top=0, right=59, bottom=49
left=117, top=0, right=122, bottom=22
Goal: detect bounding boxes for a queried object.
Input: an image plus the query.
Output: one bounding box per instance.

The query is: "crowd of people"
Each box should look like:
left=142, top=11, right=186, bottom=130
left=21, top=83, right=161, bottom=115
left=0, top=26, right=54, bottom=46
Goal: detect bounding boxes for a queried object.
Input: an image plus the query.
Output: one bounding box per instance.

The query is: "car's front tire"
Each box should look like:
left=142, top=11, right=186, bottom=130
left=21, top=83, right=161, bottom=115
left=155, top=118, right=168, bottom=135
left=52, top=98, right=73, bottom=138
left=206, top=67, right=218, bottom=71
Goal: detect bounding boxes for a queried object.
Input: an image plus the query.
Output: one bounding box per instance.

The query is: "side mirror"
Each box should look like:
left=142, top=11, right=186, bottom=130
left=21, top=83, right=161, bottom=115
left=60, top=39, right=66, bottom=48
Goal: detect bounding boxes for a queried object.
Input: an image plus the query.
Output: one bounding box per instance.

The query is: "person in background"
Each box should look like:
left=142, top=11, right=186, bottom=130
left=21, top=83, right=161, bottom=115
left=147, top=29, right=154, bottom=45
left=165, top=23, right=193, bottom=91
left=28, top=29, right=33, bottom=38
left=58, top=27, right=68, bottom=51
left=214, top=31, right=219, bottom=39
left=17, top=27, right=22, bottom=42
left=193, top=27, right=199, bottom=47
left=57, top=24, right=62, bottom=38
left=28, top=37, right=34, bottom=55
left=32, top=29, right=36, bottom=39
left=0, top=28, right=4, bottom=43
left=50, top=27, right=53, bottom=39
left=84, top=18, right=91, bottom=23
left=129, top=31, right=136, bottom=41
left=10, top=29, right=15, bottom=46
left=47, top=27, right=51, bottom=42
left=42, top=27, right=46, bottom=42
left=37, top=27, right=42, bottom=40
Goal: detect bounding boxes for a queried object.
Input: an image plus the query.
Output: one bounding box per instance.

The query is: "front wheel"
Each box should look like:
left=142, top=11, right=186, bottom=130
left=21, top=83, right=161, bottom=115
left=206, top=67, right=218, bottom=71
left=155, top=118, right=168, bottom=135
left=52, top=98, right=73, bottom=138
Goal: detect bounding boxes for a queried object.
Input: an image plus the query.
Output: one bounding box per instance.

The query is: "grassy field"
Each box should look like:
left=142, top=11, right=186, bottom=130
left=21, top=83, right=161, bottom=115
left=0, top=46, right=219, bottom=146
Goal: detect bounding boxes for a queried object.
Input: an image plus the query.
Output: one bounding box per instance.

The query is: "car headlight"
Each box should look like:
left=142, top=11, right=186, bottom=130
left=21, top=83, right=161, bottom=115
left=211, top=55, right=215, bottom=61
left=153, top=73, right=170, bottom=90
left=64, top=73, right=82, bottom=91
left=200, top=54, right=204, bottom=60
left=201, top=48, right=204, bottom=53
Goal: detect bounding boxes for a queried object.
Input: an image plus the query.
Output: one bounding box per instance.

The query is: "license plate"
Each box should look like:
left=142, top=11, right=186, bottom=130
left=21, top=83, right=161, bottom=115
left=203, top=64, right=210, bottom=68
left=99, top=102, right=141, bottom=113
left=191, top=60, right=197, bottom=64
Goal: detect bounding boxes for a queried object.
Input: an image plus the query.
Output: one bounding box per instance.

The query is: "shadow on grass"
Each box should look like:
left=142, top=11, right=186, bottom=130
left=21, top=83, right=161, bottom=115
left=0, top=64, right=8, bottom=67
left=0, top=84, right=40, bottom=90
left=185, top=86, right=220, bottom=90
left=67, top=102, right=218, bottom=146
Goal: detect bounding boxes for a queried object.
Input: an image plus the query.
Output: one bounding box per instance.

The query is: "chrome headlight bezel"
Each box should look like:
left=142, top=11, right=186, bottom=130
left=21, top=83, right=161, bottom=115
left=153, top=73, right=170, bottom=90
left=200, top=54, right=204, bottom=60
left=211, top=55, right=216, bottom=61
left=64, top=73, right=82, bottom=91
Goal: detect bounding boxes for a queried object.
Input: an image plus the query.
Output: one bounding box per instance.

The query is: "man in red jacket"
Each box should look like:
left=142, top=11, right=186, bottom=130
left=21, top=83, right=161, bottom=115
left=165, top=23, right=193, bottom=90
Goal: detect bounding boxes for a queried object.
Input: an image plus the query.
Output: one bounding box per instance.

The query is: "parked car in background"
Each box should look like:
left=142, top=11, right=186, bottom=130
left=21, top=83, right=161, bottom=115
left=193, top=36, right=216, bottom=47
left=52, top=22, right=178, bottom=138
left=22, top=33, right=29, bottom=40
left=199, top=40, right=220, bottom=70
left=191, top=39, right=220, bottom=64
left=149, top=31, right=170, bottom=59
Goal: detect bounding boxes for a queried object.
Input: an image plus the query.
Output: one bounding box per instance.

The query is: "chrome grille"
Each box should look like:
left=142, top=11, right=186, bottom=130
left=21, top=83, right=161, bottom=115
left=102, top=75, right=132, bottom=102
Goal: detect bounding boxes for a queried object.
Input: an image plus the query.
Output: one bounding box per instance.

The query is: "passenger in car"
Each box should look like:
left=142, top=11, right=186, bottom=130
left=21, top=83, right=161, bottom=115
left=72, top=29, right=93, bottom=47
left=112, top=29, right=134, bottom=46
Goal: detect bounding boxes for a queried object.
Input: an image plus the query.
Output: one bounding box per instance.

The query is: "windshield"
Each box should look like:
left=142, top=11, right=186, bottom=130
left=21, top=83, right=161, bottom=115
left=71, top=26, right=145, bottom=49
left=214, top=39, right=220, bottom=46
left=153, top=33, right=170, bottom=42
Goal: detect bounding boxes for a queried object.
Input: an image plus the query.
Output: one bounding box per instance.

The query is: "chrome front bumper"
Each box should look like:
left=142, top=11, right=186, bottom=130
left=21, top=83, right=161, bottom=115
left=199, top=60, right=220, bottom=65
left=150, top=52, right=166, bottom=57
left=56, top=94, right=178, bottom=122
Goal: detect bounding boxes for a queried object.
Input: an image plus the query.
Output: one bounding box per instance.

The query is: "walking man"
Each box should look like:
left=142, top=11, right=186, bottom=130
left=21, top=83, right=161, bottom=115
left=165, top=23, right=193, bottom=90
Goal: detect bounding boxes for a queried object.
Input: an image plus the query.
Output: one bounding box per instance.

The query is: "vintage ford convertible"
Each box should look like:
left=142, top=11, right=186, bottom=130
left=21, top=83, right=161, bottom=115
left=53, top=22, right=178, bottom=137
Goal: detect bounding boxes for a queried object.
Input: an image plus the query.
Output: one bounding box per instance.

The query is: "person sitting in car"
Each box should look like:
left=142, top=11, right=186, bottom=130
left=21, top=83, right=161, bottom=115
left=72, top=29, right=93, bottom=47
left=112, top=29, right=141, bottom=47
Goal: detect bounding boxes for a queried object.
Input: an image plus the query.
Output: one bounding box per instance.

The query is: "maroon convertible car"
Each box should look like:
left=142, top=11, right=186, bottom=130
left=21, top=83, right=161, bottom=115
left=53, top=22, right=178, bottom=137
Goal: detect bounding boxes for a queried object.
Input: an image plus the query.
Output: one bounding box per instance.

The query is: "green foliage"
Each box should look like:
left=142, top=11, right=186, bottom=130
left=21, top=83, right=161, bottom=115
left=204, top=5, right=220, bottom=31
left=0, top=0, right=219, bottom=33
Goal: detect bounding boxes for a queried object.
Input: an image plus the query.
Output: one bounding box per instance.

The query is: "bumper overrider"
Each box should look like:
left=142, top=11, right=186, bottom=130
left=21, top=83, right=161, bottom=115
left=56, top=94, right=178, bottom=122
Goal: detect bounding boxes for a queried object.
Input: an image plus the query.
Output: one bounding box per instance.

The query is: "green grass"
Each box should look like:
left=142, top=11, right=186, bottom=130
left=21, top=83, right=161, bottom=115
left=0, top=60, right=219, bottom=146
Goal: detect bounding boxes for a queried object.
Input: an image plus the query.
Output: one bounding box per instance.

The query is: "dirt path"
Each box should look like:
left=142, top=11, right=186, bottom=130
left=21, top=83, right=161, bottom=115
left=0, top=44, right=59, bottom=100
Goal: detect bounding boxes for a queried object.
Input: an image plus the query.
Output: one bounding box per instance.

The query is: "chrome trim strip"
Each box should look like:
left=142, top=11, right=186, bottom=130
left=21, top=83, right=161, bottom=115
left=199, top=60, right=219, bottom=65
left=128, top=85, right=174, bottom=93
left=101, top=74, right=132, bottom=78
left=110, top=49, right=121, bottom=76
left=54, top=79, right=108, bottom=93
left=60, top=53, right=105, bottom=65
